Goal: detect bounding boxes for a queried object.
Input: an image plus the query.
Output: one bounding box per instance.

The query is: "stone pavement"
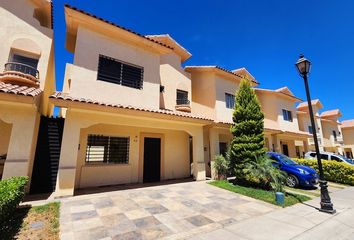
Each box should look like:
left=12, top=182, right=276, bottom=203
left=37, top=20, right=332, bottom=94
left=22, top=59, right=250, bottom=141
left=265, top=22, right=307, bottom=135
left=59, top=181, right=277, bottom=240
left=188, top=186, right=354, bottom=240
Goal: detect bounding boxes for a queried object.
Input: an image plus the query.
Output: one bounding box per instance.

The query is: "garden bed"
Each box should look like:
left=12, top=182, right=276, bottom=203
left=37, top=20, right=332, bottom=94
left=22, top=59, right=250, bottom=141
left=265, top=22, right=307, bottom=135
left=209, top=180, right=311, bottom=207
left=0, top=202, right=60, bottom=240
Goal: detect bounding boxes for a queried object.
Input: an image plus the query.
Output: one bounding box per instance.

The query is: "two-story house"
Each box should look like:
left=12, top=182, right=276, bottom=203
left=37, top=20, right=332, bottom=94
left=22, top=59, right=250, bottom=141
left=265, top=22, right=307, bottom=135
left=185, top=66, right=259, bottom=177
left=297, top=100, right=343, bottom=154
left=0, top=0, right=55, bottom=184
left=255, top=87, right=310, bottom=158
left=341, top=119, right=354, bottom=159
left=50, top=5, right=211, bottom=197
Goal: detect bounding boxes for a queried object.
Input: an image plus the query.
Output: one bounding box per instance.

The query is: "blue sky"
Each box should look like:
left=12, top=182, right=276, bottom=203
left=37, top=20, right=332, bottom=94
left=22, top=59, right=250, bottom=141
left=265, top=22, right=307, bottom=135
left=53, top=0, right=354, bottom=119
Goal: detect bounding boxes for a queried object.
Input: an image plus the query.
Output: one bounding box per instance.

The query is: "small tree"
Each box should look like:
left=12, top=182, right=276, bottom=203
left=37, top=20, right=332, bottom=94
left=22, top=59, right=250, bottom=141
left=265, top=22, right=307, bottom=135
left=229, top=79, right=265, bottom=181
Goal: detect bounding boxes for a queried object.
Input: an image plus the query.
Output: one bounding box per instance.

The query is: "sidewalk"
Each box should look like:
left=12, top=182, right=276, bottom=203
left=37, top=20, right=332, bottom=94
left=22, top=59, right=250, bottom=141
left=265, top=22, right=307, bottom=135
left=188, top=187, right=354, bottom=240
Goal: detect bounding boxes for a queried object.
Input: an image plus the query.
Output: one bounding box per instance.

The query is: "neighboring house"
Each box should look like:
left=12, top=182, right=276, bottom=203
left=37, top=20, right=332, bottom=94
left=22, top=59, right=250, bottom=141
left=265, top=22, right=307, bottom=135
left=340, top=120, right=354, bottom=159
left=0, top=0, right=55, bottom=184
left=185, top=66, right=259, bottom=177
left=297, top=100, right=343, bottom=154
left=255, top=87, right=310, bottom=158
left=50, top=5, right=211, bottom=197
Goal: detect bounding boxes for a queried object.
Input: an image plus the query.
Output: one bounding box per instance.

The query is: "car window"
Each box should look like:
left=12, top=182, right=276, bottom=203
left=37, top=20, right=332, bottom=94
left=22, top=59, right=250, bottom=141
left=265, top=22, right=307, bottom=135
left=320, top=154, right=328, bottom=160
left=330, top=155, right=341, bottom=162
left=309, top=153, right=316, bottom=157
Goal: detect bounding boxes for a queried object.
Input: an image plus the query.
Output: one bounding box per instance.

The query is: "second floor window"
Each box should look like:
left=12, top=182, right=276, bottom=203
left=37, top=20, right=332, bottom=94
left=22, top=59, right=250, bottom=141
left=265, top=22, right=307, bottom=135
left=225, top=93, right=235, bottom=109
left=308, top=125, right=313, bottom=134
left=176, top=90, right=189, bottom=105
left=282, top=109, right=293, bottom=122
left=333, top=130, right=337, bottom=141
left=97, top=55, right=144, bottom=89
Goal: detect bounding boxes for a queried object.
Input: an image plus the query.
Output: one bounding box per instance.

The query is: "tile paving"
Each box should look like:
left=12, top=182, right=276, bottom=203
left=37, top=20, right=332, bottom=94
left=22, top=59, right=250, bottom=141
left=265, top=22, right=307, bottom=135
left=60, top=181, right=277, bottom=240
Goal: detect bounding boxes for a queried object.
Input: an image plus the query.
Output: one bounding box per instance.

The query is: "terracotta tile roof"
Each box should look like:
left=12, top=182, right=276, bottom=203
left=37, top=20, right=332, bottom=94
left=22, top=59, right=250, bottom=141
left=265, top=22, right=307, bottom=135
left=50, top=92, right=213, bottom=121
left=297, top=99, right=323, bottom=109
left=320, top=109, right=342, bottom=118
left=255, top=87, right=302, bottom=102
left=65, top=4, right=173, bottom=51
left=185, top=66, right=259, bottom=84
left=341, top=119, right=354, bottom=129
left=0, top=82, right=42, bottom=97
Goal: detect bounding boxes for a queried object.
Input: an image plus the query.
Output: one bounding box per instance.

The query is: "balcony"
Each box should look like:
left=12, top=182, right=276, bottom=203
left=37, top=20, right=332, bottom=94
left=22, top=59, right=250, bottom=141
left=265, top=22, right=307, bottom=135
left=0, top=62, right=40, bottom=87
left=308, top=137, right=321, bottom=146
left=175, top=98, right=191, bottom=112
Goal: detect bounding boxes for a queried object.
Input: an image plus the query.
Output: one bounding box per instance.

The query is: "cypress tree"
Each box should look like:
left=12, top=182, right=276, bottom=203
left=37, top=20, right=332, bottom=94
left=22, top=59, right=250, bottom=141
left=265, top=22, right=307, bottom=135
left=229, top=79, right=265, bottom=180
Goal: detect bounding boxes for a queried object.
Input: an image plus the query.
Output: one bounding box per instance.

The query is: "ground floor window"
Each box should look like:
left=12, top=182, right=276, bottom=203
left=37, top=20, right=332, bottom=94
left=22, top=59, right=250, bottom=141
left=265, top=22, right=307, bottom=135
left=219, top=142, right=228, bottom=157
left=86, top=134, right=130, bottom=164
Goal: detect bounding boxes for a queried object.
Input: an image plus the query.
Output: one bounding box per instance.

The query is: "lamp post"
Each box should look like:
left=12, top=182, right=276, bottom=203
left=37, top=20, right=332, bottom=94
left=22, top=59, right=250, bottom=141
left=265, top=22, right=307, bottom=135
left=295, top=54, right=335, bottom=214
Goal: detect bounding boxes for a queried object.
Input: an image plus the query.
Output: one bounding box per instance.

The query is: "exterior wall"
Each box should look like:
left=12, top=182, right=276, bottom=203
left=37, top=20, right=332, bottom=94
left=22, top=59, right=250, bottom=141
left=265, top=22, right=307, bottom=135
left=66, top=27, right=161, bottom=109
left=257, top=92, right=279, bottom=129
left=55, top=108, right=206, bottom=196
left=190, top=72, right=216, bottom=120
left=75, top=124, right=190, bottom=188
left=159, top=53, right=192, bottom=111
left=321, top=121, right=341, bottom=148
left=342, top=128, right=354, bottom=146
left=0, top=0, right=54, bottom=116
left=0, top=101, right=40, bottom=183
left=0, top=119, right=12, bottom=156
left=215, top=76, right=239, bottom=123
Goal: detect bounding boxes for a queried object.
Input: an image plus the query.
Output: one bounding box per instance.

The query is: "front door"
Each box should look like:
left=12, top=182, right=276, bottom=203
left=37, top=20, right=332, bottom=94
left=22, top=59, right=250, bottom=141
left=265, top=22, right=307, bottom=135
left=282, top=144, right=289, bottom=156
left=143, top=137, right=161, bottom=183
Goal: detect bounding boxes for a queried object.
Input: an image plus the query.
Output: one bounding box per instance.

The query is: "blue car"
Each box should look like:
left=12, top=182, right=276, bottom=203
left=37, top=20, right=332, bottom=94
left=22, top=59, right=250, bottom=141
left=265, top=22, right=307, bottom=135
left=267, top=152, right=319, bottom=188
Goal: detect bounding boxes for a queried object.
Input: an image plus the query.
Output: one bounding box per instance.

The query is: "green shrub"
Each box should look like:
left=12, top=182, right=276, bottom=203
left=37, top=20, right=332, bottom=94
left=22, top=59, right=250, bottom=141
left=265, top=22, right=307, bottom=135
left=246, top=155, right=287, bottom=192
left=213, top=155, right=230, bottom=180
left=0, top=176, right=29, bottom=224
left=295, top=159, right=354, bottom=186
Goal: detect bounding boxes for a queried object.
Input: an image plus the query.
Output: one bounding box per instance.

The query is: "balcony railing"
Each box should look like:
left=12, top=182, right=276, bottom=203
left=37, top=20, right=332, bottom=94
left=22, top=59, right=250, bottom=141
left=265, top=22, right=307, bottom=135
left=5, top=62, right=39, bottom=79
left=175, top=99, right=191, bottom=112
left=176, top=99, right=190, bottom=105
left=0, top=62, right=40, bottom=87
left=308, top=137, right=321, bottom=146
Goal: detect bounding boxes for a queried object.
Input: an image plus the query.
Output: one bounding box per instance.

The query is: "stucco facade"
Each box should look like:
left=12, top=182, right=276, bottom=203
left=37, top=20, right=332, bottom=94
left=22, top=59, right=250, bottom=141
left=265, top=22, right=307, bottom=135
left=0, top=0, right=54, bottom=184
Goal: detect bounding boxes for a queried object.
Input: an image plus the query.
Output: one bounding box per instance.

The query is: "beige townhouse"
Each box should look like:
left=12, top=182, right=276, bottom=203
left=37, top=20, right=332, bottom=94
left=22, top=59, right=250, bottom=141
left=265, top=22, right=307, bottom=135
left=50, top=5, right=211, bottom=197
left=297, top=100, right=344, bottom=154
left=340, top=120, right=354, bottom=159
left=255, top=87, right=310, bottom=158
left=0, top=0, right=55, bottom=189
left=186, top=66, right=309, bottom=177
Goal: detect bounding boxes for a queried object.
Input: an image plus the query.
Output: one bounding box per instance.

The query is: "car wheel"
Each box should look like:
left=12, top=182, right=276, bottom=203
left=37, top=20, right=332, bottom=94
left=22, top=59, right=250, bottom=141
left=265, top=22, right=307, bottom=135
left=286, top=175, right=299, bottom=188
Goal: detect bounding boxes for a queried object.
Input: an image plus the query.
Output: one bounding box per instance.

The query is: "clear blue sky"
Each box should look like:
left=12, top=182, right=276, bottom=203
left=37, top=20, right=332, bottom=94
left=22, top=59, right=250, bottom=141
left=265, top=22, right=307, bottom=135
left=53, top=0, right=354, bottom=120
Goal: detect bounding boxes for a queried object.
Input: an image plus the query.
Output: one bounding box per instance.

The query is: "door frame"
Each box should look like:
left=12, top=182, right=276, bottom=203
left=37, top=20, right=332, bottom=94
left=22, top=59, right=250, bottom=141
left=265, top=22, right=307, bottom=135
left=139, top=133, right=164, bottom=183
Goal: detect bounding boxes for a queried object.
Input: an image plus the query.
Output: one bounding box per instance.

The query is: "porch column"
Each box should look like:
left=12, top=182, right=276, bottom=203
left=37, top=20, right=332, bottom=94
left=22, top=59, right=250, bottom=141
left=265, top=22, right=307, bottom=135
left=2, top=111, right=39, bottom=180
left=209, top=128, right=219, bottom=179
left=191, top=128, right=206, bottom=181
left=54, top=110, right=93, bottom=197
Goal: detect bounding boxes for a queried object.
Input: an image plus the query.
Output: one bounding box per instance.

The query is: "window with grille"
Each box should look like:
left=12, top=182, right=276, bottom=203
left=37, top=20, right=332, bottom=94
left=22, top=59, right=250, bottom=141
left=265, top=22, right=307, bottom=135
left=86, top=135, right=130, bottom=164
left=176, top=89, right=189, bottom=105
left=225, top=93, right=235, bottom=109
left=282, top=109, right=293, bottom=122
left=97, top=55, right=144, bottom=89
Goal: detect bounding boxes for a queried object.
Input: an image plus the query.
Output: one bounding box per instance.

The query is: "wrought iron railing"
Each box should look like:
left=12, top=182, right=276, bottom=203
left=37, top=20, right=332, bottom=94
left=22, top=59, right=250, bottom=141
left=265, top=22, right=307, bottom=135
left=4, top=62, right=39, bottom=79
left=176, top=99, right=190, bottom=105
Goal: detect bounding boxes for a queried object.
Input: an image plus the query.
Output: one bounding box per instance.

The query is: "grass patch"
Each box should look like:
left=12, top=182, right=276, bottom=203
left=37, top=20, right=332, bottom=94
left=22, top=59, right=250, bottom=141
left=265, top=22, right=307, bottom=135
left=0, top=202, right=60, bottom=240
left=284, top=187, right=321, bottom=197
left=209, top=180, right=311, bottom=207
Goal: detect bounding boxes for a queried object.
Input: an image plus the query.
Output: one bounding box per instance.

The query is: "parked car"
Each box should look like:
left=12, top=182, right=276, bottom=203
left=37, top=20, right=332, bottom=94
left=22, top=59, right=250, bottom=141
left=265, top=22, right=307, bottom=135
left=304, top=151, right=354, bottom=165
left=267, top=152, right=319, bottom=188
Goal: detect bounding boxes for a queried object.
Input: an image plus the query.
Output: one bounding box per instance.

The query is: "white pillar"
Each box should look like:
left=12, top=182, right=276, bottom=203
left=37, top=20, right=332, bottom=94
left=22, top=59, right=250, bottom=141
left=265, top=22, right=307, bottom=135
left=209, top=128, right=219, bottom=179
left=191, top=128, right=206, bottom=181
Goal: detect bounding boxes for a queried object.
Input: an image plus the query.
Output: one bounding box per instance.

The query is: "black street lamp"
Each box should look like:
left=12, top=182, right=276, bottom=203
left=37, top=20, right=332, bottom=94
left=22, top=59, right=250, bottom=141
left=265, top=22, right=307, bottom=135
left=295, top=54, right=335, bottom=214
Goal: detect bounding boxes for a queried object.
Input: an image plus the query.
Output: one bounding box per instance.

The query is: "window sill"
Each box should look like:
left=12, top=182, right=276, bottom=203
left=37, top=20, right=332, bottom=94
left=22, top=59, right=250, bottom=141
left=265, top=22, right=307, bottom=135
left=84, top=163, right=131, bottom=167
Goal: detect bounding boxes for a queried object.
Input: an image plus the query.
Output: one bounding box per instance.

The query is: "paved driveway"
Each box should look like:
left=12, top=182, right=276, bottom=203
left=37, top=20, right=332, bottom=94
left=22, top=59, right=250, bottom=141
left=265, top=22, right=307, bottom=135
left=60, top=181, right=277, bottom=240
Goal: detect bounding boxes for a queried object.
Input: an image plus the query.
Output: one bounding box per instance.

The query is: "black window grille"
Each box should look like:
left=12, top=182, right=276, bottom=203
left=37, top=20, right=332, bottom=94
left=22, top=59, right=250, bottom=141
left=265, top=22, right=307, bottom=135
left=86, top=135, right=129, bottom=164
left=97, top=55, right=143, bottom=89
left=225, top=93, right=235, bottom=109
left=176, top=89, right=189, bottom=105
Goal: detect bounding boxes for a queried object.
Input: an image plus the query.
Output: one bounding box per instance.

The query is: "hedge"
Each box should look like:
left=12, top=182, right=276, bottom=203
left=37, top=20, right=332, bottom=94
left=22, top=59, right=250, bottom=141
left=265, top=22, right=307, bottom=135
left=0, top=176, right=29, bottom=224
left=295, top=159, right=354, bottom=186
